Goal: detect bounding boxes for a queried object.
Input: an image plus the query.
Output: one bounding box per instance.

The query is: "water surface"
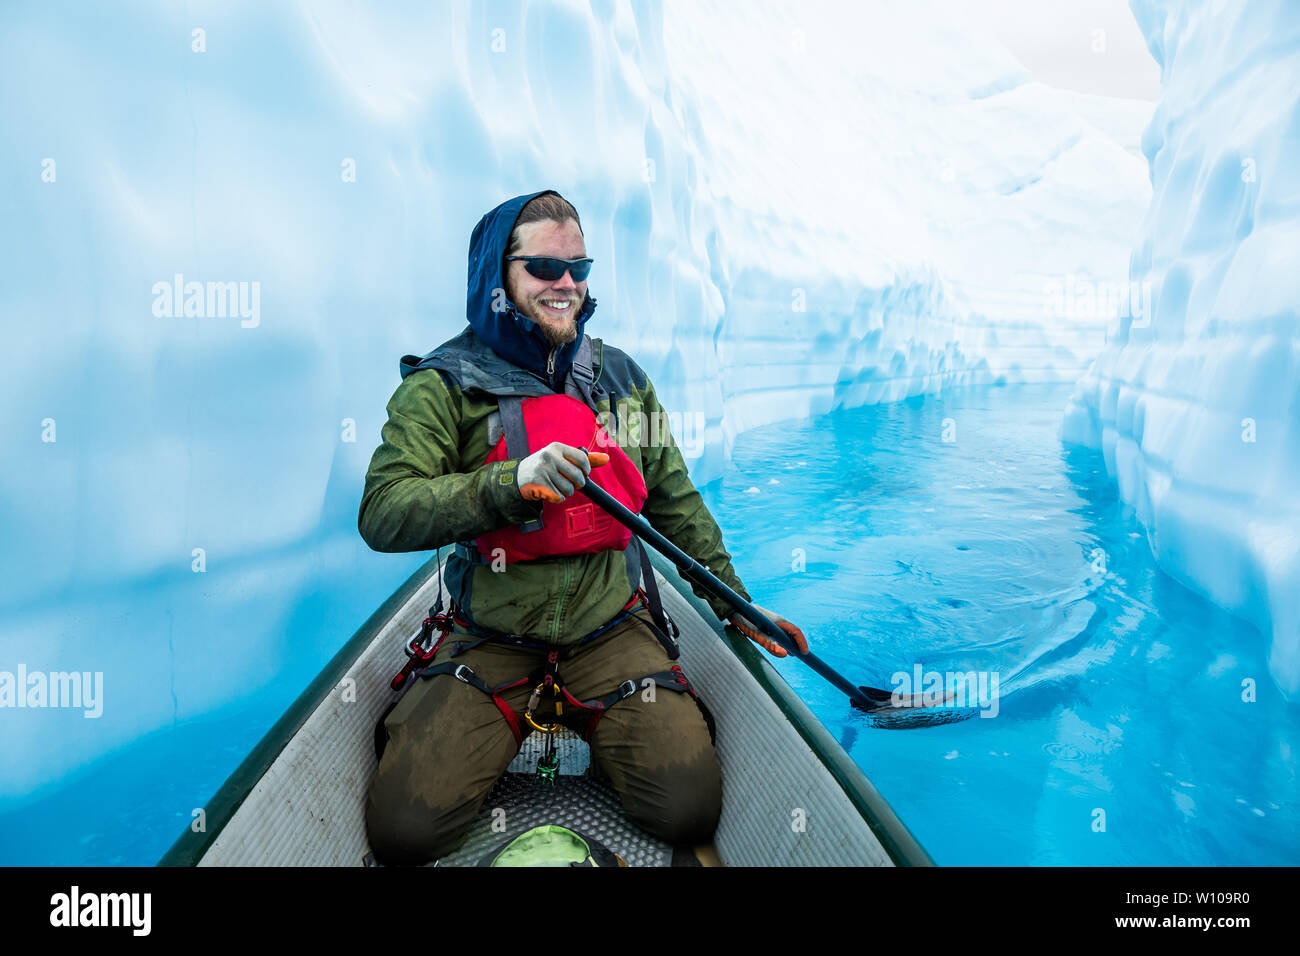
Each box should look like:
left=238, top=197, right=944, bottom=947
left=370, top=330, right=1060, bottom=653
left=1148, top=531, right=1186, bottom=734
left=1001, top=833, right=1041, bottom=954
left=701, top=384, right=1297, bottom=865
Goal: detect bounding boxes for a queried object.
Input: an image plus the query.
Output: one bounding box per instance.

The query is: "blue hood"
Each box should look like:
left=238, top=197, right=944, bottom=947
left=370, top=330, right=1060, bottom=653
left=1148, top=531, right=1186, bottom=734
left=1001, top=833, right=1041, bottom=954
left=466, top=189, right=597, bottom=388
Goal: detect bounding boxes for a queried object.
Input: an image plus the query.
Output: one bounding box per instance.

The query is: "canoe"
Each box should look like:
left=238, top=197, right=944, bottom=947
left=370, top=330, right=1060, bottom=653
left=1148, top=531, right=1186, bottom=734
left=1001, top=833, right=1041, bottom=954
left=159, top=548, right=932, bottom=867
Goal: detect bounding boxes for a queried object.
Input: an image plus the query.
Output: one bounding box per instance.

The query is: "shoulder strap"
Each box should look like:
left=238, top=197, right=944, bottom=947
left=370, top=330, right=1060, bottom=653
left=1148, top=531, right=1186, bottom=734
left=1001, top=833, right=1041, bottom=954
left=562, top=336, right=598, bottom=412
left=498, top=396, right=544, bottom=534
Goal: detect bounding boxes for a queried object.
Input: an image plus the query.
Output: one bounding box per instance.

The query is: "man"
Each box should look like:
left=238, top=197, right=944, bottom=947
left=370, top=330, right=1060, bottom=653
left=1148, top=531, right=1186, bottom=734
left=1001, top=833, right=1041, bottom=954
left=358, top=189, right=808, bottom=866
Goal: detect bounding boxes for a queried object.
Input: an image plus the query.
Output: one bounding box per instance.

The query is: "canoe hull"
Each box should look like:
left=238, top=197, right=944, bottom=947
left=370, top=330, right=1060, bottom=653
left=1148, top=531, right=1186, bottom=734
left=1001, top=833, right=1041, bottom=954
left=160, top=551, right=931, bottom=867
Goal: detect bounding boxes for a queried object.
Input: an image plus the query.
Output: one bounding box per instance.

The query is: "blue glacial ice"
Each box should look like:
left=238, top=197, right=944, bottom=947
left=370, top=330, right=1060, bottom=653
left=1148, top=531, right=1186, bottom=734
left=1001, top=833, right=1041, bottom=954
left=1062, top=0, right=1300, bottom=694
left=0, top=0, right=1163, bottom=808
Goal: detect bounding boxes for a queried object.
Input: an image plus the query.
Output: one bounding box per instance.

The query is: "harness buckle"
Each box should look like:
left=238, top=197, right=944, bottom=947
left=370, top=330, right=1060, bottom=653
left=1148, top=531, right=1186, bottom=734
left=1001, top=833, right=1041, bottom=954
left=405, top=620, right=432, bottom=658
left=617, top=678, right=637, bottom=699
left=665, top=612, right=680, bottom=640
left=392, top=615, right=451, bottom=690
left=453, top=664, right=474, bottom=684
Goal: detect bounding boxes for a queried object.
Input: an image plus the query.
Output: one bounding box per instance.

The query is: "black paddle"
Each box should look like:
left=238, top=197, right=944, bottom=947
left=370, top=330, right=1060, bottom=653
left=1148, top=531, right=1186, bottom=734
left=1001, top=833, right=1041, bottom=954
left=577, top=473, right=908, bottom=715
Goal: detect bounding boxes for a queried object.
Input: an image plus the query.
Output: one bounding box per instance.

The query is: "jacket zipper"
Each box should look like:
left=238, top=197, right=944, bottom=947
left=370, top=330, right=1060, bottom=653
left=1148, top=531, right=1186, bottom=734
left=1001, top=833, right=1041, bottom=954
left=550, top=560, right=573, bottom=644
left=545, top=346, right=557, bottom=385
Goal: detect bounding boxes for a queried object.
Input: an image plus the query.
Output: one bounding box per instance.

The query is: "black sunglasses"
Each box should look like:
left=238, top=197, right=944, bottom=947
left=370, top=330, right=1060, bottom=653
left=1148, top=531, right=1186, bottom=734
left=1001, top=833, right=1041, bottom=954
left=505, top=255, right=594, bottom=282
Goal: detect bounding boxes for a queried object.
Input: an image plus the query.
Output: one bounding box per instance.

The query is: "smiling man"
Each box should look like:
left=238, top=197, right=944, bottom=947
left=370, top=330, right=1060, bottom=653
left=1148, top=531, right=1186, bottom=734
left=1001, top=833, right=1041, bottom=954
left=358, top=189, right=807, bottom=865
left=507, top=216, right=585, bottom=350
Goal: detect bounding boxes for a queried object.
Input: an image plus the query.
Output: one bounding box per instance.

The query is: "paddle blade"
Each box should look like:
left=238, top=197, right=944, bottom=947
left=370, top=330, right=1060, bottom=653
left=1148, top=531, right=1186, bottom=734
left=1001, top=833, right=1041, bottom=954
left=852, top=685, right=983, bottom=729
left=851, top=685, right=895, bottom=708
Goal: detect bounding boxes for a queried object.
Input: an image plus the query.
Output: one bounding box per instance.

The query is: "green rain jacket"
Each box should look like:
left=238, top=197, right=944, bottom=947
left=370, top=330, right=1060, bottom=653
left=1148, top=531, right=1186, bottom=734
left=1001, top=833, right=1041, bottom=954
left=358, top=190, right=750, bottom=645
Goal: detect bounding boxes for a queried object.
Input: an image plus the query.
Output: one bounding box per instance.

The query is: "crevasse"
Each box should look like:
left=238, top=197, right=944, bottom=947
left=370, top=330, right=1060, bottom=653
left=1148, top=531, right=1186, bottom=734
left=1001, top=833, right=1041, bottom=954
left=1062, top=0, right=1300, bottom=694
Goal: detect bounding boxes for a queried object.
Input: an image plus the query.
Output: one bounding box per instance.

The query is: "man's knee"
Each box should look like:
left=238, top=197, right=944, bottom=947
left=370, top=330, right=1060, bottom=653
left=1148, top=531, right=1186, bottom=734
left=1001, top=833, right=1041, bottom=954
left=594, top=692, right=723, bottom=845
left=622, top=752, right=722, bottom=846
left=363, top=660, right=526, bottom=865
left=364, top=772, right=476, bottom=866
left=364, top=710, right=493, bottom=865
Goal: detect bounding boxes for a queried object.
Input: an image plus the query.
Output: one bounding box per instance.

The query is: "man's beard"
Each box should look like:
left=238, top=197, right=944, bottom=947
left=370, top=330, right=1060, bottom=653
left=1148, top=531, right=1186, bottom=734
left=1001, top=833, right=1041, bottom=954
left=529, top=296, right=580, bottom=349
left=539, top=319, right=578, bottom=348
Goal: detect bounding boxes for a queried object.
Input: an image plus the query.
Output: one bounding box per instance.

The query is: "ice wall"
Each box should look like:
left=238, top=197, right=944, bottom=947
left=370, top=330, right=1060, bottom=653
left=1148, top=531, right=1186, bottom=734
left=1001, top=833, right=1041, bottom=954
left=661, top=0, right=1152, bottom=442
left=0, top=0, right=1149, bottom=800
left=1062, top=0, right=1300, bottom=693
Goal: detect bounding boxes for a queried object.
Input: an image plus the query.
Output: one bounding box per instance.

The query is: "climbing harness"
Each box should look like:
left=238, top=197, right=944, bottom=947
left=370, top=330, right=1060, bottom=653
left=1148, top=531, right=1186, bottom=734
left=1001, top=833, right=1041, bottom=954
left=406, top=592, right=706, bottom=774
left=380, top=559, right=713, bottom=779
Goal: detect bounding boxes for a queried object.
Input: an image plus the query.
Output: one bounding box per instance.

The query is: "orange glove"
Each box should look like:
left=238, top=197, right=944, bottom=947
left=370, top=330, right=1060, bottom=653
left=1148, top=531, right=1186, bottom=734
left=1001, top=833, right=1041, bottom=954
left=728, top=604, right=809, bottom=658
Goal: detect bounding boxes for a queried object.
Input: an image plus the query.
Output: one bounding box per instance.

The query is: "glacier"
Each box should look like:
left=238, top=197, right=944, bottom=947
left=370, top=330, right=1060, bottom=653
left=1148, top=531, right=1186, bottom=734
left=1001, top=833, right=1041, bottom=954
left=0, top=0, right=1151, bottom=809
left=1062, top=0, right=1300, bottom=694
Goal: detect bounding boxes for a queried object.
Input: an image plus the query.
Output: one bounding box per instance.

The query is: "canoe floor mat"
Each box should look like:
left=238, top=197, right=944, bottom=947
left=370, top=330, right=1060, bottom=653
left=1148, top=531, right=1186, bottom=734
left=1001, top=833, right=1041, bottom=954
left=430, top=771, right=674, bottom=867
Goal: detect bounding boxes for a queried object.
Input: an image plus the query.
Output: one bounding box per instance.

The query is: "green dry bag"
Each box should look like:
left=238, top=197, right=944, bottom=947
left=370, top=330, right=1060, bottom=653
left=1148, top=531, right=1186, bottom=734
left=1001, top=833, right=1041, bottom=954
left=479, top=825, right=627, bottom=867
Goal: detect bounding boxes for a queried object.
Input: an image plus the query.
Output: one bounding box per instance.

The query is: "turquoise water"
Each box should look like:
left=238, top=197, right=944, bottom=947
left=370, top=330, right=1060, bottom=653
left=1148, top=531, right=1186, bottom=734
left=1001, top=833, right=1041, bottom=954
left=700, top=384, right=1298, bottom=865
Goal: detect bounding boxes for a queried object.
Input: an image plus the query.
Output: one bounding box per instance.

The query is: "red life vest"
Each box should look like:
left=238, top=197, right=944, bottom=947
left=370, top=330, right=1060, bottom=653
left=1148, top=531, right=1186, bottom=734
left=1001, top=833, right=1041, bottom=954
left=475, top=393, right=647, bottom=563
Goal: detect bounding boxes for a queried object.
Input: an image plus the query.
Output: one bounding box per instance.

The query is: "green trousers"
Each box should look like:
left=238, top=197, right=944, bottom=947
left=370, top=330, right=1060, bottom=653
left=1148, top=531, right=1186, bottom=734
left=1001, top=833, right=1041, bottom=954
left=365, top=606, right=722, bottom=865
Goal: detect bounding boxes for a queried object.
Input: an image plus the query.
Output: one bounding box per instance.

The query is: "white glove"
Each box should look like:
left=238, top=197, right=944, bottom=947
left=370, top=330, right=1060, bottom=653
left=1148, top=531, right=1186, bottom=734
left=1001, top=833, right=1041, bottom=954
left=516, top=443, right=608, bottom=503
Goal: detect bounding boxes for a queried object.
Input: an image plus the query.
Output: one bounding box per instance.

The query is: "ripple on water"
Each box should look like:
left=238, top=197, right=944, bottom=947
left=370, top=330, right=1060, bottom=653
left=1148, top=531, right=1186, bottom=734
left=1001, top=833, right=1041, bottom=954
left=1043, top=741, right=1084, bottom=761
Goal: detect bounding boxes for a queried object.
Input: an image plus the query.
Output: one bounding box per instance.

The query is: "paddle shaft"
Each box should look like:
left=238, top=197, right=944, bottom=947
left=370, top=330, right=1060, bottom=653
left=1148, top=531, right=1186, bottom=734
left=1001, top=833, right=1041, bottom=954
left=577, top=476, right=879, bottom=710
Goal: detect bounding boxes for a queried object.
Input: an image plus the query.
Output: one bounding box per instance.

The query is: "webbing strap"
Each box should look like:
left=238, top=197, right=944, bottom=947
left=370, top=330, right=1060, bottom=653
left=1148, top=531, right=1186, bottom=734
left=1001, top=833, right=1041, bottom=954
left=563, top=336, right=597, bottom=411
left=414, top=660, right=516, bottom=697
left=561, top=665, right=699, bottom=740
left=498, top=397, right=544, bottom=533
left=447, top=591, right=641, bottom=656
left=564, top=667, right=695, bottom=713
left=632, top=537, right=679, bottom=658
left=414, top=655, right=703, bottom=746
left=414, top=661, right=530, bottom=746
